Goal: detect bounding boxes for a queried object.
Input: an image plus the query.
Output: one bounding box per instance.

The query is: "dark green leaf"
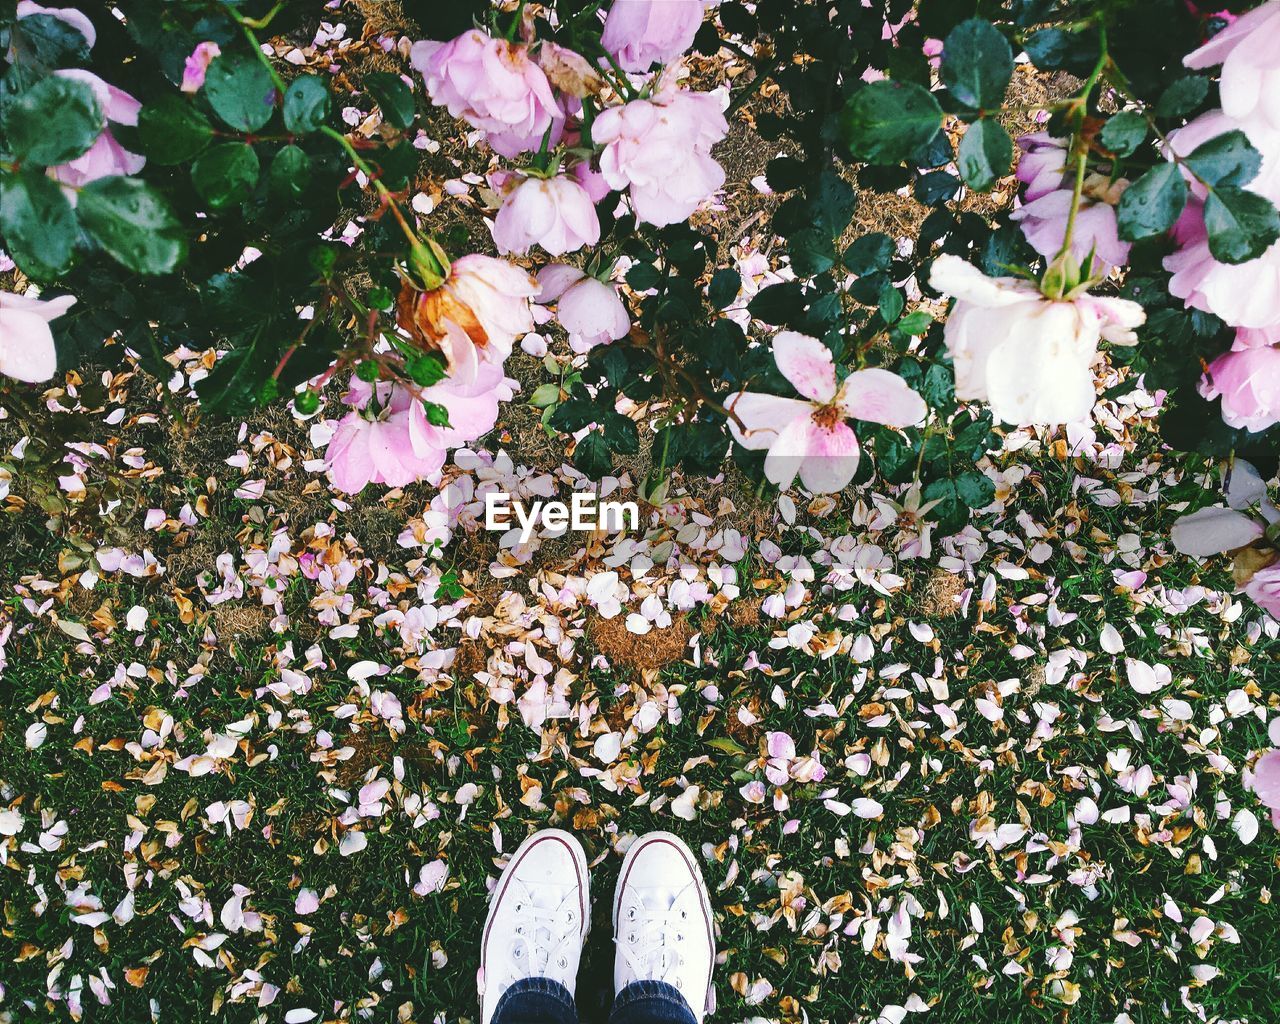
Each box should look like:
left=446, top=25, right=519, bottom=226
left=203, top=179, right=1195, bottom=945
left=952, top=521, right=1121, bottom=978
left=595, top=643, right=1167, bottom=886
left=1203, top=186, right=1280, bottom=264
left=956, top=117, right=1012, bottom=191
left=843, top=233, right=894, bottom=275
left=878, top=282, right=904, bottom=322
left=602, top=412, right=639, bottom=455
left=913, top=169, right=960, bottom=206
left=572, top=430, right=613, bottom=478
left=77, top=176, right=186, bottom=275
left=708, top=268, right=741, bottom=309
left=842, top=80, right=943, bottom=164
left=283, top=75, right=331, bottom=133
left=365, top=72, right=415, bottom=130
left=137, top=95, right=215, bottom=165
left=204, top=52, right=277, bottom=132
left=956, top=469, right=995, bottom=508
left=765, top=156, right=806, bottom=192
left=1022, top=27, right=1100, bottom=75
left=1117, top=162, right=1187, bottom=241
left=269, top=144, right=311, bottom=199
left=748, top=281, right=805, bottom=325
left=923, top=478, right=968, bottom=535
left=1156, top=76, right=1209, bottom=120
left=1099, top=111, right=1148, bottom=157
left=0, top=170, right=77, bottom=279
left=191, top=143, right=260, bottom=211
left=941, top=19, right=1013, bottom=109
left=3, top=75, right=101, bottom=165
left=1185, top=130, right=1262, bottom=188
left=626, top=262, right=661, bottom=290
left=897, top=310, right=932, bottom=335
left=11, top=13, right=92, bottom=66
left=789, top=228, right=836, bottom=276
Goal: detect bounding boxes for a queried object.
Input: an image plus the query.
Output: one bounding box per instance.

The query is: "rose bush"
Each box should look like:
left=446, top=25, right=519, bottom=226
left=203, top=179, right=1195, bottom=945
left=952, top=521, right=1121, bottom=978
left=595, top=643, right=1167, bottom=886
left=0, top=0, right=1278, bottom=616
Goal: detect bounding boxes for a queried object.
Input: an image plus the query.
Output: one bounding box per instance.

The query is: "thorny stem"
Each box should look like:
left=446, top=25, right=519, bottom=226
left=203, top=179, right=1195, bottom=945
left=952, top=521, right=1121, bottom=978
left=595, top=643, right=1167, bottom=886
left=1056, top=22, right=1109, bottom=262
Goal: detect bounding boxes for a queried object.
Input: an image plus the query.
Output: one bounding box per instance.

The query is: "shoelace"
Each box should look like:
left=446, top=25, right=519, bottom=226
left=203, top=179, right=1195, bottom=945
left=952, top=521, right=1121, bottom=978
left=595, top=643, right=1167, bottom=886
left=505, top=883, right=581, bottom=984
left=617, top=895, right=694, bottom=986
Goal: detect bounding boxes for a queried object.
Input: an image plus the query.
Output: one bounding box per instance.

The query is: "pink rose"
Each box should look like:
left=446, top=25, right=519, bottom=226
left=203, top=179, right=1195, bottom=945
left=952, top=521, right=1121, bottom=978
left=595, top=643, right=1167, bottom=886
left=1244, top=564, right=1280, bottom=621
left=600, top=0, right=706, bottom=72
left=1253, top=748, right=1280, bottom=826
left=1184, top=0, right=1280, bottom=134
left=326, top=378, right=447, bottom=493
left=1015, top=132, right=1068, bottom=201
left=15, top=2, right=96, bottom=49
left=397, top=254, right=537, bottom=383
left=1011, top=187, right=1132, bottom=273
left=1165, top=198, right=1280, bottom=328
left=48, top=69, right=144, bottom=187
left=592, top=88, right=728, bottom=226
left=0, top=291, right=74, bottom=382
left=181, top=41, right=221, bottom=94
left=726, top=331, right=926, bottom=493
left=411, top=30, right=561, bottom=159
left=1199, top=338, right=1280, bottom=432
left=537, top=265, right=630, bottom=352
left=422, top=361, right=517, bottom=447
left=570, top=160, right=611, bottom=203
left=492, top=173, right=600, bottom=257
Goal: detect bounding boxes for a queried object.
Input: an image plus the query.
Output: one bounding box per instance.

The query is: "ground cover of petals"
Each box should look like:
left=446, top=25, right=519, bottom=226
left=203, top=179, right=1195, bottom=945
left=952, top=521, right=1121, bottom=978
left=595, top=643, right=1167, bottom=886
left=4, top=355, right=1280, bottom=1024
left=3, top=9, right=1280, bottom=1024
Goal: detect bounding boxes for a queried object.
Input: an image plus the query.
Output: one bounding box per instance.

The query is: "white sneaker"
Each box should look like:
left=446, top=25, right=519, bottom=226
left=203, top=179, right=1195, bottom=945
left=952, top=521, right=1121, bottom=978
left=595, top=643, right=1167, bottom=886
left=479, top=829, right=590, bottom=1024
left=612, top=832, right=716, bottom=1022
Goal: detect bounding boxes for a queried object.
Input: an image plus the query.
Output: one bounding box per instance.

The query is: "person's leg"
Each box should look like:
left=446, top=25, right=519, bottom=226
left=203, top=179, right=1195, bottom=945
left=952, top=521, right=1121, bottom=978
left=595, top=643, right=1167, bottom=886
left=482, top=829, right=590, bottom=1024
left=609, top=832, right=714, bottom=1024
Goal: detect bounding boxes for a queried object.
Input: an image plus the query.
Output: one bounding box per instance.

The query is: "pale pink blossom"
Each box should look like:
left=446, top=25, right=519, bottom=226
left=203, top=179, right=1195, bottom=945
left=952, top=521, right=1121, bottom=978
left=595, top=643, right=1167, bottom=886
left=49, top=69, right=144, bottom=187
left=181, top=41, right=221, bottom=94
left=930, top=255, right=1145, bottom=426
left=1244, top=564, right=1280, bottom=620
left=600, top=0, right=705, bottom=71
left=592, top=87, right=727, bottom=226
left=326, top=378, right=447, bottom=493
left=1011, top=185, right=1131, bottom=272
left=397, top=254, right=536, bottom=383
left=1253, top=748, right=1280, bottom=826
left=1200, top=332, right=1280, bottom=432
left=15, top=2, right=95, bottom=49
left=492, top=173, right=600, bottom=256
left=726, top=331, right=926, bottom=493
left=570, top=160, right=611, bottom=203
left=1015, top=131, right=1068, bottom=201
left=411, top=30, right=561, bottom=158
left=0, top=291, right=74, bottom=382
left=1184, top=0, right=1280, bottom=134
left=537, top=265, right=630, bottom=351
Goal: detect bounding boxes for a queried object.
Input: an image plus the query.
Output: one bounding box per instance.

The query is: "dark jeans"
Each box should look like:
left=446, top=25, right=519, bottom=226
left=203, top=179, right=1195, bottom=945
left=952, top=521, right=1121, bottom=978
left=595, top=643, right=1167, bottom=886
left=489, top=977, right=698, bottom=1024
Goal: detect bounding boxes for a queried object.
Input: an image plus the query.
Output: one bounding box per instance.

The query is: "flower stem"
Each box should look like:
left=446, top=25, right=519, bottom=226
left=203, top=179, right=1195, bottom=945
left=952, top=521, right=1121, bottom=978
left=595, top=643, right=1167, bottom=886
left=1054, top=22, right=1109, bottom=264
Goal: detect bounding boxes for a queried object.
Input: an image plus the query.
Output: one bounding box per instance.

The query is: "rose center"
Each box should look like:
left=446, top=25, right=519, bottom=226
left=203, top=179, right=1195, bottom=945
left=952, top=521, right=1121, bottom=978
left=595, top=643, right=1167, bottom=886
left=812, top=403, right=842, bottom=431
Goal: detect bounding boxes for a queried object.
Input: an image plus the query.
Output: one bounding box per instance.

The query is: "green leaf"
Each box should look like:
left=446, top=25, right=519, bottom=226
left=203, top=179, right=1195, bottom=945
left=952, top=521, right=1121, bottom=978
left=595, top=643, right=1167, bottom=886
left=842, top=80, right=943, bottom=164
left=572, top=431, right=613, bottom=478
left=11, top=13, right=92, bottom=66
left=204, top=52, right=277, bottom=132
left=878, top=282, right=904, bottom=322
left=283, top=75, right=331, bottom=134
left=1203, top=186, right=1280, bottom=264
left=1116, top=162, right=1187, bottom=241
left=365, top=72, right=415, bottom=130
left=1099, top=111, right=1148, bottom=157
left=191, top=143, right=260, bottom=211
left=923, top=478, right=968, bottom=535
left=77, top=177, right=186, bottom=275
left=1184, top=130, right=1262, bottom=188
left=1156, top=76, right=1209, bottom=120
left=708, top=268, right=741, bottom=309
left=956, top=469, right=995, bottom=508
left=941, top=18, right=1013, bottom=109
left=602, top=412, right=639, bottom=455
left=137, top=95, right=215, bottom=165
left=789, top=227, right=836, bottom=276
left=897, top=310, right=932, bottom=335
left=0, top=170, right=77, bottom=279
left=269, top=144, right=311, bottom=199
left=913, top=169, right=961, bottom=206
left=956, top=117, right=1012, bottom=191
left=747, top=281, right=805, bottom=325
left=843, top=233, right=894, bottom=275
left=626, top=262, right=661, bottom=290
left=3, top=75, right=101, bottom=165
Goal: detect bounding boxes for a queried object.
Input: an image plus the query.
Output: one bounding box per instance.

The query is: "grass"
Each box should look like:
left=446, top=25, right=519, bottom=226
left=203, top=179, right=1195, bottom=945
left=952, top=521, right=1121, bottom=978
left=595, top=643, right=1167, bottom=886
left=2, top=380, right=1280, bottom=1024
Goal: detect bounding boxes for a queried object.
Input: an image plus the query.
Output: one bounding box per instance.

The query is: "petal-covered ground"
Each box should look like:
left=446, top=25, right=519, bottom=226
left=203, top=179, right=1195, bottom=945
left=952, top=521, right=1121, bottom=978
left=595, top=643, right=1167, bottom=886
left=1, top=349, right=1278, bottom=1024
